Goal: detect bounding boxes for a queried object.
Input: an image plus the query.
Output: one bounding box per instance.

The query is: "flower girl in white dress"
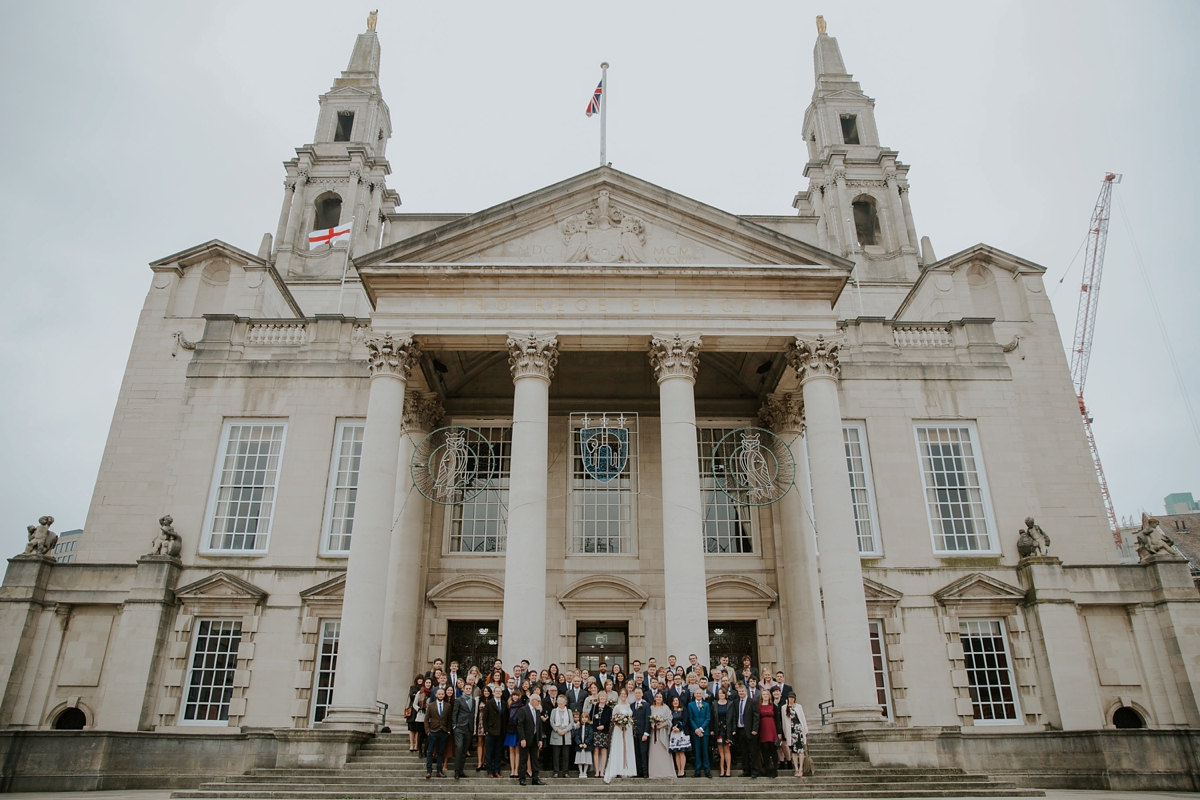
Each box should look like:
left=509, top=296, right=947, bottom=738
left=604, top=689, right=638, bottom=783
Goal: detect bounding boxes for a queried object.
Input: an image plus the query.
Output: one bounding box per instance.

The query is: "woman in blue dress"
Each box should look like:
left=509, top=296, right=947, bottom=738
left=504, top=688, right=524, bottom=777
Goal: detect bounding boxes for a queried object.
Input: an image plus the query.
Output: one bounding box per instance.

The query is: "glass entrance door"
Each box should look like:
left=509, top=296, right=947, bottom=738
left=446, top=620, right=499, bottom=674
left=708, top=621, right=759, bottom=672
left=576, top=624, right=628, bottom=672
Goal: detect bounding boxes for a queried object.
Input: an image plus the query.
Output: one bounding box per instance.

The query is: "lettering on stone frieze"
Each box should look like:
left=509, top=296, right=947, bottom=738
left=560, top=190, right=647, bottom=263
left=651, top=245, right=697, bottom=264
left=441, top=298, right=773, bottom=315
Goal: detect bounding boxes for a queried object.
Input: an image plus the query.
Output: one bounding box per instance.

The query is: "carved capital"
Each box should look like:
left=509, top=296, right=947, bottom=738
left=787, top=335, right=841, bottom=384
left=365, top=333, right=420, bottom=380
left=403, top=391, right=444, bottom=433
left=648, top=334, right=701, bottom=383
left=507, top=333, right=559, bottom=382
left=759, top=392, right=805, bottom=433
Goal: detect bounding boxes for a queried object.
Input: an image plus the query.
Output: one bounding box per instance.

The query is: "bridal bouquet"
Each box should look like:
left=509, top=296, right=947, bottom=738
left=650, top=715, right=668, bottom=730
left=612, top=712, right=632, bottom=729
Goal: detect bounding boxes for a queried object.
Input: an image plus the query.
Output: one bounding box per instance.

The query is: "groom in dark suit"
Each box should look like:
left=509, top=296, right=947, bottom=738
left=630, top=686, right=652, bottom=778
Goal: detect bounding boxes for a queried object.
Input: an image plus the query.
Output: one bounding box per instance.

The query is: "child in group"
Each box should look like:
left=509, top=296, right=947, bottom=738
left=574, top=710, right=594, bottom=778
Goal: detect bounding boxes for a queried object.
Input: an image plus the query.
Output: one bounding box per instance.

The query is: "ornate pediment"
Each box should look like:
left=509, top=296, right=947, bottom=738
left=863, top=577, right=902, bottom=617
left=706, top=574, right=778, bottom=617
left=558, top=575, right=650, bottom=616
left=174, top=571, right=268, bottom=616
left=934, top=573, right=1026, bottom=616
left=427, top=573, right=505, bottom=604
left=299, top=574, right=346, bottom=616
left=357, top=167, right=848, bottom=270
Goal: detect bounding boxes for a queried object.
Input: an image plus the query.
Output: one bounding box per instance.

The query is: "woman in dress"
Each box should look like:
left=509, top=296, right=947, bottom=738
left=549, top=693, right=575, bottom=778
left=413, top=678, right=433, bottom=756
left=604, top=678, right=617, bottom=703
left=475, top=684, right=491, bottom=772
left=611, top=664, right=626, bottom=691
left=714, top=687, right=732, bottom=777
left=783, top=693, right=809, bottom=778
left=771, top=687, right=789, bottom=771
left=647, top=690, right=675, bottom=779
left=592, top=691, right=612, bottom=778
left=757, top=688, right=782, bottom=778
left=668, top=695, right=688, bottom=777
left=505, top=687, right=525, bottom=778
left=548, top=663, right=563, bottom=693
left=603, top=689, right=638, bottom=783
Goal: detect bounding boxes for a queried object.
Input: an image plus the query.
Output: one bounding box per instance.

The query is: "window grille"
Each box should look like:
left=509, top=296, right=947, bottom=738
left=182, top=619, right=242, bottom=723
left=570, top=413, right=636, bottom=554
left=915, top=425, right=995, bottom=553
left=311, top=620, right=340, bottom=723
left=959, top=619, right=1020, bottom=723
left=844, top=424, right=881, bottom=555
left=867, top=620, right=892, bottom=719
left=205, top=422, right=286, bottom=552
left=449, top=425, right=512, bottom=553
left=323, top=422, right=364, bottom=554
left=698, top=427, right=753, bottom=553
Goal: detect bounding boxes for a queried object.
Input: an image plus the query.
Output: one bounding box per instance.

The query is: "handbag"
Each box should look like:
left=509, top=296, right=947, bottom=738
left=404, top=706, right=412, bottom=718
left=802, top=753, right=816, bottom=775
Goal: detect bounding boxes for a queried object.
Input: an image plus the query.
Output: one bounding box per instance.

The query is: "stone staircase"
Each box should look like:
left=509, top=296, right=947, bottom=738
left=173, top=732, right=1044, bottom=799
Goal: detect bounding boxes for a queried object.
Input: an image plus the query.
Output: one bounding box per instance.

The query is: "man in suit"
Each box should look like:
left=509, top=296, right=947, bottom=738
left=686, top=653, right=707, bottom=679
left=425, top=658, right=445, bottom=682
left=773, top=671, right=794, bottom=704
left=482, top=687, right=507, bottom=777
left=446, top=661, right=462, bottom=697
left=451, top=683, right=476, bottom=779
left=630, top=660, right=651, bottom=696
left=630, top=686, right=651, bottom=778
left=516, top=694, right=547, bottom=786
left=688, top=689, right=713, bottom=778
left=727, top=684, right=760, bottom=778
left=565, top=675, right=586, bottom=713
left=424, top=686, right=453, bottom=778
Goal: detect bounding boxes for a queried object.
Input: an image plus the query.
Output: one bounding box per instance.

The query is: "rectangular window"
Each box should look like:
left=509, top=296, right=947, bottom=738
left=449, top=425, right=512, bottom=553
left=915, top=424, right=997, bottom=554
left=570, top=413, right=636, bottom=554
left=867, top=620, right=892, bottom=719
left=322, top=422, right=364, bottom=555
left=203, top=421, right=287, bottom=553
left=334, top=111, right=354, bottom=142
left=844, top=424, right=881, bottom=555
left=182, top=619, right=242, bottom=724
left=960, top=619, right=1020, bottom=723
left=698, top=427, right=754, bottom=553
left=311, top=620, right=340, bottom=723
left=840, top=114, right=860, bottom=144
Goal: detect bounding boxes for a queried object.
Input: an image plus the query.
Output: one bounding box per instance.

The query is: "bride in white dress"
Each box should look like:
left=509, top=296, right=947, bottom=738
left=604, top=689, right=638, bottom=783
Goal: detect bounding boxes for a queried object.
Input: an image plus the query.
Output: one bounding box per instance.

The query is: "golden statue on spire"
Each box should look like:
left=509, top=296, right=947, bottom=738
left=367, top=9, right=378, bottom=31
left=816, top=15, right=827, bottom=35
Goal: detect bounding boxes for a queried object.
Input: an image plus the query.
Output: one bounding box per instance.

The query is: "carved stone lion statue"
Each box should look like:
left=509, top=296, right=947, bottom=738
left=1136, top=518, right=1178, bottom=562
left=24, top=515, right=58, bottom=558
left=148, top=514, right=183, bottom=557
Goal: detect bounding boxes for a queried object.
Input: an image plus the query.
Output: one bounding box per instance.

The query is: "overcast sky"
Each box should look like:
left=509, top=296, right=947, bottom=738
left=1, top=1, right=1197, bottom=557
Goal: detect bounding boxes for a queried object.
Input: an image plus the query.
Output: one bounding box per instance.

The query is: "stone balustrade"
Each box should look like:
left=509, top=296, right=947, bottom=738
left=246, top=323, right=309, bottom=346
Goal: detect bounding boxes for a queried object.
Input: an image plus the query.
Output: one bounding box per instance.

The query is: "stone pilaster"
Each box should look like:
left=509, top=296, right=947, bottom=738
left=500, top=334, right=558, bottom=668
left=787, top=336, right=880, bottom=727
left=760, top=393, right=832, bottom=713
left=649, top=334, right=711, bottom=664
left=323, top=334, right=419, bottom=731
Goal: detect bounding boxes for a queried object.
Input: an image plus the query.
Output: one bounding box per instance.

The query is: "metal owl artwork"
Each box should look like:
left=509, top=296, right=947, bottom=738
left=712, top=426, right=795, bottom=507
left=410, top=426, right=499, bottom=505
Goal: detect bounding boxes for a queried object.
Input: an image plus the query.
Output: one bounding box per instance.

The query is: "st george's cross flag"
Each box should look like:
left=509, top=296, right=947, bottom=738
left=308, top=221, right=352, bottom=249
left=586, top=80, right=603, bottom=117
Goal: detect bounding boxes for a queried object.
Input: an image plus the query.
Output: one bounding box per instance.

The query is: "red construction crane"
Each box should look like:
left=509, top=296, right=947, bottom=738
left=1068, top=172, right=1122, bottom=550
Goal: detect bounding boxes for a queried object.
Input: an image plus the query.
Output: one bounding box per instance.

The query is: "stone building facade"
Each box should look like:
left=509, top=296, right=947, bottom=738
left=2, top=18, right=1199, bottom=787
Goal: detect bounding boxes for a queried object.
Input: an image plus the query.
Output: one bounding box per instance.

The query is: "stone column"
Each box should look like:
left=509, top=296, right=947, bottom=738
left=379, top=391, right=442, bottom=710
left=787, top=336, right=880, bottom=726
left=899, top=184, right=919, bottom=257
left=810, top=185, right=830, bottom=252
left=323, top=333, right=420, bottom=731
left=0, top=555, right=55, bottom=728
left=649, top=334, right=711, bottom=664
left=760, top=393, right=831, bottom=714
left=282, top=172, right=308, bottom=250
left=275, top=180, right=295, bottom=251
left=834, top=170, right=858, bottom=254
left=886, top=174, right=911, bottom=248
left=499, top=333, right=558, bottom=669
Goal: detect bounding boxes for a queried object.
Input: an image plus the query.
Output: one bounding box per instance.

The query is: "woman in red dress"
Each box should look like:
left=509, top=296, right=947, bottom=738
left=757, top=693, right=782, bottom=777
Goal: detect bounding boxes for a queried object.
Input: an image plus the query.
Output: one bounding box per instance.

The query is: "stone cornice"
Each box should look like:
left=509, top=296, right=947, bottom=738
left=507, top=333, right=559, bottom=382
left=648, top=334, right=701, bottom=383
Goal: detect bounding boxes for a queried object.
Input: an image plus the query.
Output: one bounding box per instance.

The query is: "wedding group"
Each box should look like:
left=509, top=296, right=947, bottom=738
left=405, top=653, right=810, bottom=784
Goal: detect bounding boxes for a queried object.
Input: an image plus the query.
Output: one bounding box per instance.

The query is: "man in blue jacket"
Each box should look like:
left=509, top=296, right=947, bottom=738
left=687, top=689, right=713, bottom=778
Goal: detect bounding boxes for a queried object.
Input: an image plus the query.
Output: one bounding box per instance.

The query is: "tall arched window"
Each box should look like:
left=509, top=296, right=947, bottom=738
left=852, top=196, right=881, bottom=247
left=313, top=194, right=343, bottom=232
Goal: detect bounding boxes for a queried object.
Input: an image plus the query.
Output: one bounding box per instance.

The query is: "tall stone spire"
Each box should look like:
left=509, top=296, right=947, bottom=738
left=272, top=17, right=400, bottom=293
left=793, top=16, right=922, bottom=283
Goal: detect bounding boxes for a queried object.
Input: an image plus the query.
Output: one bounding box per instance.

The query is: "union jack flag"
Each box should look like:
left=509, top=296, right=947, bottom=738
left=586, top=80, right=603, bottom=117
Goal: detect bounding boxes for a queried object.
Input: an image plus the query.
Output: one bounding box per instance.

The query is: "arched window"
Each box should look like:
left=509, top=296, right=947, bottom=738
left=852, top=196, right=881, bottom=247
left=54, top=707, right=87, bottom=730
left=1112, top=706, right=1145, bottom=729
left=313, top=194, right=343, bottom=232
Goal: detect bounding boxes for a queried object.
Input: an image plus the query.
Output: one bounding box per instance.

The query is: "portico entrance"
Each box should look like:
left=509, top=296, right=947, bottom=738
left=445, top=620, right=499, bottom=673
left=576, top=624, right=628, bottom=672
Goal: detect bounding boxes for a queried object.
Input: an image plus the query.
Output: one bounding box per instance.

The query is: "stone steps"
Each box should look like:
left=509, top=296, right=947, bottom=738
left=171, top=733, right=1043, bottom=799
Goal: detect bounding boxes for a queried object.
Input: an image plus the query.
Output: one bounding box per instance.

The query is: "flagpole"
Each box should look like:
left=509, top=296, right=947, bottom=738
left=336, top=216, right=355, bottom=315
left=600, top=61, right=608, bottom=167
